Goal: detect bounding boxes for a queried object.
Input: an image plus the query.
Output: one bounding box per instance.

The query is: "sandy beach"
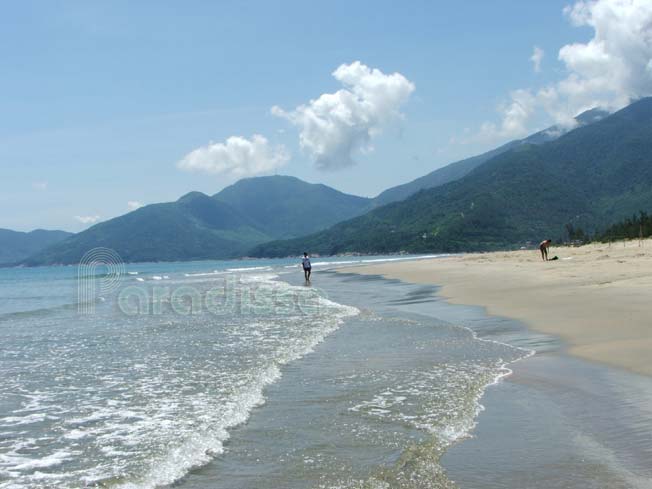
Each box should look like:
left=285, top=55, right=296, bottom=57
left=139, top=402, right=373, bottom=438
left=343, top=239, right=652, bottom=376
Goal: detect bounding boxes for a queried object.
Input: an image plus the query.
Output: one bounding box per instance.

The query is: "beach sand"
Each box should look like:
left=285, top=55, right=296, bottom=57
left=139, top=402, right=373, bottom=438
left=343, top=239, right=652, bottom=376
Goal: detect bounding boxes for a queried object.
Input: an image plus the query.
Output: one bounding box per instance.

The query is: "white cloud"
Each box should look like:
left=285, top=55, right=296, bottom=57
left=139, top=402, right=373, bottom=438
left=473, top=0, right=652, bottom=143
left=177, top=134, right=289, bottom=178
left=75, top=215, right=101, bottom=225
left=32, top=181, right=48, bottom=190
left=272, top=61, right=415, bottom=170
left=531, top=46, right=544, bottom=72
left=556, top=0, right=652, bottom=112
left=127, top=201, right=144, bottom=211
left=479, top=89, right=538, bottom=140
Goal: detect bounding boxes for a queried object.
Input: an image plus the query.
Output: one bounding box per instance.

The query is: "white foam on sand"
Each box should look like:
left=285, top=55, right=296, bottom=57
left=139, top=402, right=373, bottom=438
left=113, top=277, right=357, bottom=489
left=0, top=266, right=366, bottom=488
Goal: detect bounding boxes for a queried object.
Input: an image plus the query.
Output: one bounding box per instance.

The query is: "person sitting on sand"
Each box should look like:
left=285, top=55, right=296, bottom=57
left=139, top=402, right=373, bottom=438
left=302, top=252, right=312, bottom=281
left=539, top=239, right=552, bottom=261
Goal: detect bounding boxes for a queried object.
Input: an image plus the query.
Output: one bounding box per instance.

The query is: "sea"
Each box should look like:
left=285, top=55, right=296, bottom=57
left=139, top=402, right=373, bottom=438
left=2, top=255, right=649, bottom=489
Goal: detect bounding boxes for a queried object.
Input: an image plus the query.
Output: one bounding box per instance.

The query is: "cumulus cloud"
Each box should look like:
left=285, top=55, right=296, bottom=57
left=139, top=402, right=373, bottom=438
left=75, top=215, right=101, bottom=225
left=479, top=89, right=537, bottom=140
left=531, top=46, right=544, bottom=72
left=177, top=135, right=289, bottom=178
left=474, top=0, right=652, bottom=143
left=272, top=61, right=415, bottom=170
left=556, top=0, right=652, bottom=112
left=127, top=201, right=144, bottom=211
left=32, top=181, right=48, bottom=190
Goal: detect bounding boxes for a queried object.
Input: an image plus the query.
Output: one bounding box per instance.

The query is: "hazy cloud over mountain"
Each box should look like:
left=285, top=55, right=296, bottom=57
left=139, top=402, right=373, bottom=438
left=479, top=89, right=538, bottom=141
left=479, top=0, right=652, bottom=142
left=557, top=0, right=652, bottom=112
left=74, top=215, right=101, bottom=225
left=272, top=61, right=415, bottom=170
left=127, top=201, right=144, bottom=211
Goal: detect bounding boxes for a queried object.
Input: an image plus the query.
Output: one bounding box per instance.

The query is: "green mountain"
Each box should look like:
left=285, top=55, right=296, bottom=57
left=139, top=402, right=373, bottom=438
left=250, top=98, right=652, bottom=257
left=23, top=193, right=268, bottom=265
left=214, top=175, right=371, bottom=238
left=0, top=229, right=73, bottom=265
left=371, top=108, right=609, bottom=206
left=22, top=176, right=371, bottom=265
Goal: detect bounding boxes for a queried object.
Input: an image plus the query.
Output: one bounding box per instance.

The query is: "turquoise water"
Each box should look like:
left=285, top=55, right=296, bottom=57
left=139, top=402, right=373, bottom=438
left=0, top=255, right=530, bottom=488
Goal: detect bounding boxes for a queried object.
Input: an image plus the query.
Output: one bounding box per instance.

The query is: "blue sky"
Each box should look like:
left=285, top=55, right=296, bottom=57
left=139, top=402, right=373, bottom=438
left=2, top=0, right=646, bottom=231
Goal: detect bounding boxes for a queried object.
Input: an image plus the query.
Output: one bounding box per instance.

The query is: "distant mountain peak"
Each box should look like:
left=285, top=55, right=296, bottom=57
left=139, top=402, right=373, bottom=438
left=574, top=107, right=610, bottom=125
left=177, top=191, right=210, bottom=203
left=21, top=175, right=371, bottom=265
left=211, top=174, right=354, bottom=198
left=0, top=228, right=73, bottom=266
left=372, top=105, right=612, bottom=208
left=213, top=174, right=371, bottom=239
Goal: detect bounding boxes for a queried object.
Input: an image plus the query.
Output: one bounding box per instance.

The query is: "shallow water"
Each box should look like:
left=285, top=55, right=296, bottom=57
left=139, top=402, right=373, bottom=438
left=3, top=258, right=650, bottom=488
left=5, top=255, right=507, bottom=489
left=0, top=266, right=358, bottom=488
left=175, top=270, right=531, bottom=489
left=443, top=353, right=652, bottom=489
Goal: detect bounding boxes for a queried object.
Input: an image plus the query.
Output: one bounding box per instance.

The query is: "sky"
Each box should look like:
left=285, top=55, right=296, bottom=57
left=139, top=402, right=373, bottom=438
left=2, top=0, right=652, bottom=232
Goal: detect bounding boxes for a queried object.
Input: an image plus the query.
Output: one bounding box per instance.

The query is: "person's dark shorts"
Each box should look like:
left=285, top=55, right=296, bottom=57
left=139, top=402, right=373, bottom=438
left=303, top=267, right=311, bottom=271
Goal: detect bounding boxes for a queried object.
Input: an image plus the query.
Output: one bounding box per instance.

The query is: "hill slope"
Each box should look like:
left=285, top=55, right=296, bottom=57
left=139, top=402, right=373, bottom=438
left=214, top=175, right=371, bottom=238
left=371, top=108, right=609, bottom=206
left=250, top=99, right=652, bottom=257
left=0, top=229, right=73, bottom=265
left=22, top=176, right=371, bottom=265
left=23, top=193, right=269, bottom=265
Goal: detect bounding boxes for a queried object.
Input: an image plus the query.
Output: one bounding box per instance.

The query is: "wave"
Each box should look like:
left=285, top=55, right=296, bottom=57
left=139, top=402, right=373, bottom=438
left=113, top=275, right=357, bottom=489
left=328, top=324, right=533, bottom=489
left=226, top=266, right=273, bottom=272
left=0, top=302, right=79, bottom=323
left=183, top=270, right=228, bottom=277
left=0, top=274, right=356, bottom=489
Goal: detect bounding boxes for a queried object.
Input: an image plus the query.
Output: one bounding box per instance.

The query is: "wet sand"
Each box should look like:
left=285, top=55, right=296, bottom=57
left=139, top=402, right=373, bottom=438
left=342, top=239, right=652, bottom=376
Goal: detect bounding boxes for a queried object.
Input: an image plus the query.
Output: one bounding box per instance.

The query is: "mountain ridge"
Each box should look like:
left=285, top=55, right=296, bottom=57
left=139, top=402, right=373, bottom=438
left=0, top=229, right=74, bottom=265
left=213, top=175, right=371, bottom=238
left=21, top=176, right=372, bottom=265
left=371, top=107, right=610, bottom=207
left=249, top=99, right=652, bottom=257
left=16, top=105, right=620, bottom=265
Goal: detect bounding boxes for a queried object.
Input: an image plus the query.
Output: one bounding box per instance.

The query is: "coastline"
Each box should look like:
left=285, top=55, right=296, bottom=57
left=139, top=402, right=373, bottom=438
left=5, top=256, right=651, bottom=488
left=340, top=239, right=652, bottom=377
left=175, top=267, right=532, bottom=488
left=176, top=264, right=652, bottom=488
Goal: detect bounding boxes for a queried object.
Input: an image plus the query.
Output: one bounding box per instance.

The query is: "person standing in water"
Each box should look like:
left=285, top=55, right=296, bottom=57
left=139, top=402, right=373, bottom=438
left=539, top=239, right=552, bottom=261
left=302, top=252, right=312, bottom=281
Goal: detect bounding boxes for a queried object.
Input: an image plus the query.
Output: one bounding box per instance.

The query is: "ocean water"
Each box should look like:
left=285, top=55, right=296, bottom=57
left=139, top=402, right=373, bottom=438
left=0, top=256, right=531, bottom=488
